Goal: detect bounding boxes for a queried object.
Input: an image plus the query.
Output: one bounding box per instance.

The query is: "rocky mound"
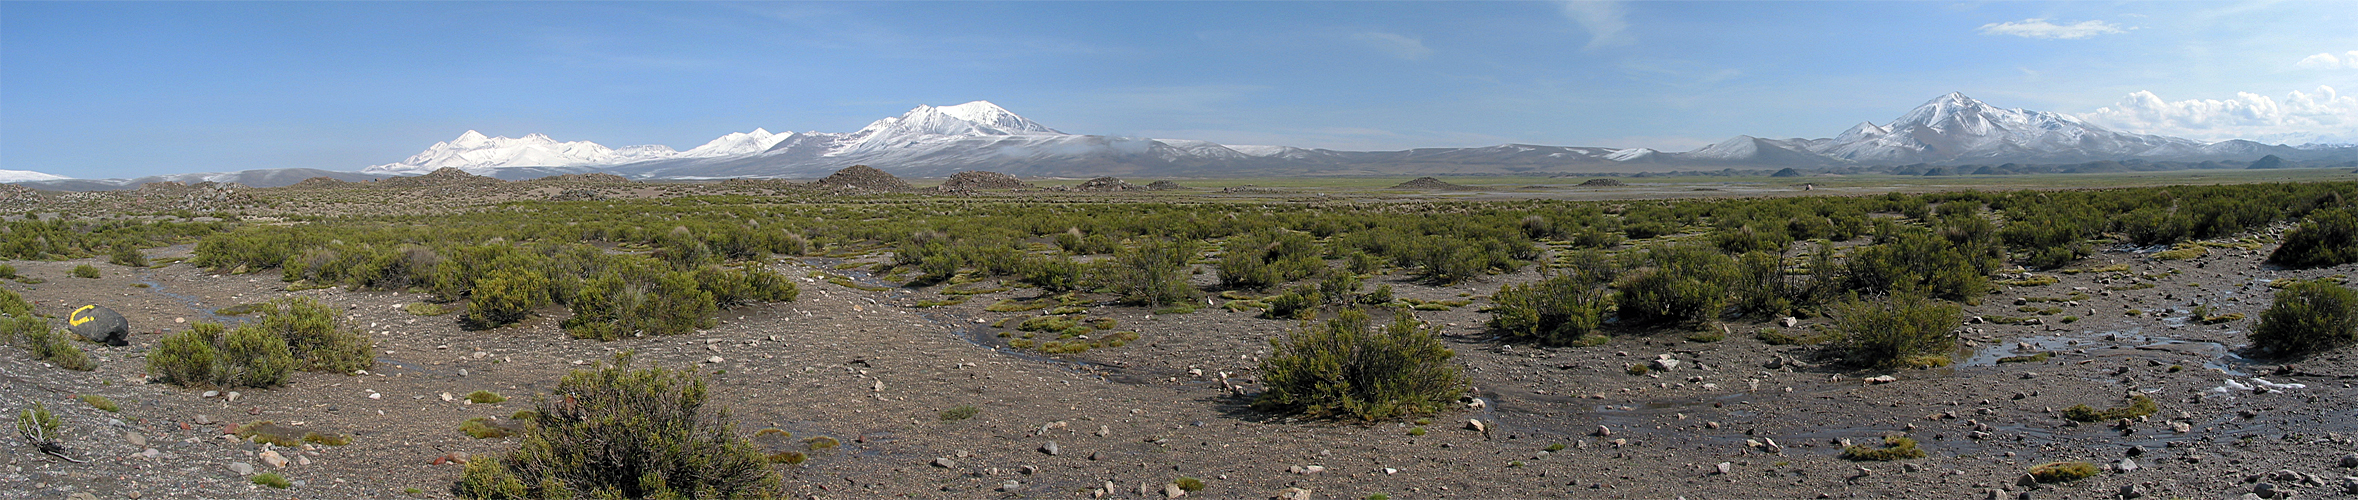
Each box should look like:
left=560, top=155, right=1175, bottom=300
left=816, top=165, right=912, bottom=191
left=1392, top=177, right=1473, bottom=190
left=1770, top=168, right=1804, bottom=178
left=289, top=177, right=352, bottom=189
left=0, top=184, right=40, bottom=205
left=934, top=171, right=1032, bottom=192
left=1145, top=180, right=1188, bottom=190
left=1072, top=177, right=1136, bottom=191
left=537, top=173, right=631, bottom=184
left=1577, top=178, right=1626, bottom=187
left=378, top=167, right=503, bottom=188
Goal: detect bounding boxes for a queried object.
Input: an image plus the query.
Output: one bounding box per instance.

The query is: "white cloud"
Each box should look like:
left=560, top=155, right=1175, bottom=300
left=1558, top=1, right=1632, bottom=49
left=2079, top=87, right=2358, bottom=144
left=2296, top=51, right=2358, bottom=69
left=1976, top=18, right=2127, bottom=39
left=1350, top=32, right=1434, bottom=60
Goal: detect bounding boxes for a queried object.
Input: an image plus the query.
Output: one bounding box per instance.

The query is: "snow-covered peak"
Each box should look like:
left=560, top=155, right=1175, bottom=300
left=0, top=169, right=71, bottom=182
left=854, top=101, right=1064, bottom=139
left=1603, top=147, right=1659, bottom=162
left=364, top=131, right=671, bottom=175
left=936, top=101, right=1059, bottom=135
left=680, top=128, right=795, bottom=158
left=1834, top=122, right=1888, bottom=143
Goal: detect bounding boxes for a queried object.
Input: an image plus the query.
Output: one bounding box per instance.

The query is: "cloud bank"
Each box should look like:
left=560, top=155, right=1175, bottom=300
left=2079, top=87, right=2358, bottom=145
left=1976, top=18, right=2127, bottom=39
left=2297, top=51, right=2358, bottom=70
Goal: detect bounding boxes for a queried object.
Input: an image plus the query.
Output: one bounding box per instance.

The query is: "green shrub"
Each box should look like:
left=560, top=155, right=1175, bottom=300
left=1093, top=238, right=1201, bottom=308
left=468, top=391, right=507, bottom=404
left=110, top=245, right=149, bottom=267
left=465, top=269, right=550, bottom=330
left=2250, top=279, right=2358, bottom=358
left=938, top=405, right=979, bottom=421
left=149, top=323, right=225, bottom=386
left=71, top=264, right=99, bottom=279
left=18, top=324, right=95, bottom=371
left=221, top=323, right=295, bottom=388
left=1174, top=477, right=1206, bottom=492
left=251, top=472, right=291, bottom=489
left=1839, top=436, right=1924, bottom=461
left=16, top=401, right=60, bottom=445
left=1489, top=272, right=1608, bottom=346
left=459, top=417, right=516, bottom=439
left=1829, top=292, right=1960, bottom=369
left=1217, top=229, right=1324, bottom=290
left=148, top=302, right=365, bottom=389
left=1614, top=245, right=1737, bottom=325
left=2268, top=208, right=2358, bottom=268
left=0, top=263, right=15, bottom=279
left=456, top=352, right=778, bottom=500
left=1255, top=309, right=1466, bottom=421
left=2028, top=461, right=2099, bottom=483
left=80, top=394, right=118, bottom=412
left=2062, top=394, right=2159, bottom=422
left=250, top=298, right=373, bottom=374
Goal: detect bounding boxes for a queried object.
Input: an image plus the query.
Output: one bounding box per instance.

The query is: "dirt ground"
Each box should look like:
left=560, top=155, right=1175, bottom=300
left=6, top=232, right=2358, bottom=500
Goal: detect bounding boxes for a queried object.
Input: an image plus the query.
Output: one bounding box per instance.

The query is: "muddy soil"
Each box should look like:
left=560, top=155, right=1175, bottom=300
left=5, top=237, right=2358, bottom=500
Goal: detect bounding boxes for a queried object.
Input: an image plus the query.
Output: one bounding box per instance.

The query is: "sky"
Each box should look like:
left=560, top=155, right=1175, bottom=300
left=4, top=1, right=2355, bottom=180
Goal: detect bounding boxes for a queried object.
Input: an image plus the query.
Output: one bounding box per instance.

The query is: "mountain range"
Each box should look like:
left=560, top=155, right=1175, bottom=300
left=13, top=93, right=2357, bottom=189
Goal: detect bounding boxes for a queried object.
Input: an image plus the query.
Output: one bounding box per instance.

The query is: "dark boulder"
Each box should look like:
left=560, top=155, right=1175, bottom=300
left=68, top=305, right=129, bottom=346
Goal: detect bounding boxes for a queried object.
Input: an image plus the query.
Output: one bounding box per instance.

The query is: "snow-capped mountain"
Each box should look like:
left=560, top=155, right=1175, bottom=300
left=0, top=169, right=70, bottom=182
left=1798, top=92, right=2198, bottom=164
left=362, top=130, right=680, bottom=176
left=340, top=94, right=2358, bottom=181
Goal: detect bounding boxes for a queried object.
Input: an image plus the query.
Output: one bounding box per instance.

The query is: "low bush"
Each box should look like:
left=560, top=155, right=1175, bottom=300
left=16, top=323, right=94, bottom=371
left=2062, top=394, right=2159, bottom=422
left=1093, top=238, right=1201, bottom=308
left=1488, top=272, right=1609, bottom=346
left=148, top=300, right=371, bottom=389
left=1255, top=309, right=1465, bottom=421
left=2268, top=208, right=2358, bottom=268
left=1614, top=245, right=1737, bottom=326
left=71, top=264, right=100, bottom=279
left=1829, top=292, right=1961, bottom=369
left=468, top=390, right=507, bottom=404
left=464, top=269, right=550, bottom=330
left=2028, top=461, right=2099, bottom=483
left=251, top=472, right=291, bottom=489
left=80, top=394, right=118, bottom=412
left=2249, top=279, right=2358, bottom=358
left=456, top=352, right=778, bottom=499
left=938, top=405, right=979, bottom=421
left=110, top=245, right=149, bottom=267
left=1839, top=435, right=1925, bottom=461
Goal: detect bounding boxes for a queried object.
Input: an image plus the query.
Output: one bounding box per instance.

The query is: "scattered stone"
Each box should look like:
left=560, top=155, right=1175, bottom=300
left=932, top=458, right=957, bottom=469
left=2117, top=458, right=2138, bottom=472
left=1276, top=487, right=1313, bottom=500
left=1466, top=419, right=1489, bottom=436
left=707, top=356, right=724, bottom=364
left=1715, top=462, right=1733, bottom=475
left=1164, top=482, right=1187, bottom=498
left=2253, top=482, right=2281, bottom=499
left=2172, top=421, right=2193, bottom=433
left=1097, top=425, right=1111, bottom=437
left=260, top=449, right=289, bottom=468
left=2119, top=484, right=2144, bottom=499
left=229, top=462, right=254, bottom=475
left=1651, top=355, right=1681, bottom=371
left=1000, top=480, right=1022, bottom=492
left=1593, top=425, right=1612, bottom=437
left=1778, top=317, right=1798, bottom=327
left=193, top=414, right=213, bottom=425
left=2016, top=474, right=2039, bottom=488
left=2342, top=453, right=2358, bottom=468
left=201, top=391, right=219, bottom=399
left=1040, top=441, right=1061, bottom=456
left=2341, top=476, right=2358, bottom=494
left=125, top=431, right=146, bottom=447
left=1865, top=375, right=1898, bottom=385
left=225, top=391, right=240, bottom=402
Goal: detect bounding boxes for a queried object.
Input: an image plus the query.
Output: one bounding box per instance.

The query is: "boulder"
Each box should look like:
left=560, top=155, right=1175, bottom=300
left=68, top=305, right=130, bottom=346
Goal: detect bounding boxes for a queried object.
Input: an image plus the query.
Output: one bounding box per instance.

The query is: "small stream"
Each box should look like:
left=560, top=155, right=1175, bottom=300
left=1958, top=326, right=2259, bottom=376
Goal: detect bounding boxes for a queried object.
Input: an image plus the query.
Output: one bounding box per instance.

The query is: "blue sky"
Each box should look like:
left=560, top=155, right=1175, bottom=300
left=4, top=1, right=2354, bottom=179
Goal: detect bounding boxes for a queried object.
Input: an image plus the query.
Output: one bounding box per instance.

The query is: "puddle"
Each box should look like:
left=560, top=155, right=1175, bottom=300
left=133, top=268, right=243, bottom=326
left=1959, top=327, right=2255, bottom=375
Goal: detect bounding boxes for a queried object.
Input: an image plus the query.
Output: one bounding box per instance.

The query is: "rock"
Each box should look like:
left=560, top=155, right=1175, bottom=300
left=1983, top=489, right=2003, bottom=500
left=2341, top=476, right=2358, bottom=494
left=1097, top=425, right=1111, bottom=437
left=2172, top=421, right=2193, bottom=433
left=1089, top=451, right=1103, bottom=461
left=2126, top=445, right=2145, bottom=457
left=225, top=391, right=240, bottom=402
left=201, top=391, right=219, bottom=399
left=1903, top=463, right=1923, bottom=473
left=1164, top=482, right=1187, bottom=498
left=2342, top=453, right=2358, bottom=468
left=1715, top=462, right=1733, bottom=475
left=1000, top=480, right=1022, bottom=492
left=2017, top=474, right=2040, bottom=488
left=125, top=430, right=146, bottom=447
left=440, top=392, right=454, bottom=402
left=2253, top=482, right=2282, bottom=499
left=1651, top=356, right=1681, bottom=371
left=1778, top=317, right=1799, bottom=327
left=1040, top=441, right=1061, bottom=456
left=1593, top=425, right=1612, bottom=437
left=2119, top=484, right=2144, bottom=499
left=2116, top=458, right=2137, bottom=472
left=1291, top=465, right=1326, bottom=475
left=1276, top=487, right=1313, bottom=500
left=872, top=380, right=885, bottom=392
left=193, top=414, right=213, bottom=425
left=707, top=356, right=724, bottom=364
left=1865, top=375, right=1898, bottom=385
left=67, top=305, right=130, bottom=345
left=260, top=449, right=289, bottom=468
left=1466, top=419, right=1489, bottom=436
left=229, top=462, right=254, bottom=475
left=932, top=458, right=957, bottom=469
left=66, top=493, right=98, bottom=500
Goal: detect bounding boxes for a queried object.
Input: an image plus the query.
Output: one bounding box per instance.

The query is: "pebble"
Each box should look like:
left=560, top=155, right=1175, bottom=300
left=2117, top=458, right=2138, bottom=472
left=260, top=449, right=288, bottom=468
left=2253, top=482, right=2281, bottom=498
left=225, top=391, right=240, bottom=402
left=1277, top=487, right=1314, bottom=500
left=1163, top=483, right=1186, bottom=498
left=999, top=480, right=1022, bottom=492
left=1715, top=462, right=1733, bottom=475
left=932, top=457, right=957, bottom=469
left=124, top=430, right=146, bottom=447
left=707, top=356, right=724, bottom=364
left=1865, top=375, right=1898, bottom=384
left=193, top=414, right=213, bottom=425
left=201, top=390, right=219, bottom=399
left=229, top=462, right=254, bottom=475
left=1593, top=425, right=1612, bottom=437
left=1040, top=441, right=1060, bottom=456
